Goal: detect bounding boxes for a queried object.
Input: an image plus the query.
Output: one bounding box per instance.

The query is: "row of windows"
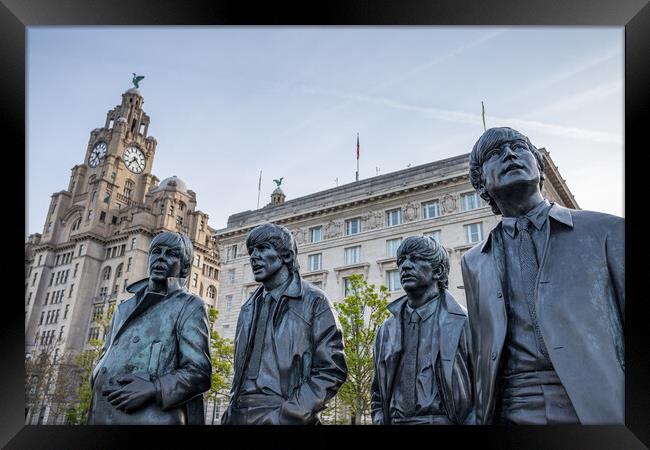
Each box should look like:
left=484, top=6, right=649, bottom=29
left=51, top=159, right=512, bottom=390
left=101, top=260, right=131, bottom=282
left=50, top=269, right=70, bottom=286
left=40, top=309, right=60, bottom=325
left=202, top=263, right=219, bottom=280
left=106, top=244, right=126, bottom=260
left=44, top=287, right=70, bottom=305
left=38, top=329, right=60, bottom=346
left=55, top=252, right=73, bottom=266
left=304, top=193, right=484, bottom=243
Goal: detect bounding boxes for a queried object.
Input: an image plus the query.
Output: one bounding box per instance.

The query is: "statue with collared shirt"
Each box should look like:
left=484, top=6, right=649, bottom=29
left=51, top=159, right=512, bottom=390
left=461, top=127, right=624, bottom=424
left=371, top=236, right=474, bottom=425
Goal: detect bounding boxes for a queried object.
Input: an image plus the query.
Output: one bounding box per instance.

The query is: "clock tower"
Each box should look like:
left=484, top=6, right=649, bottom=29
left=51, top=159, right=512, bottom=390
left=24, top=86, right=221, bottom=424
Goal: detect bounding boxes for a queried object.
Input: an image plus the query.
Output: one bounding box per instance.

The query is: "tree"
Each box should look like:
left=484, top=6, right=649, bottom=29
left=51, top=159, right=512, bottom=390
left=64, top=304, right=115, bottom=424
left=332, top=274, right=390, bottom=425
left=206, top=307, right=234, bottom=424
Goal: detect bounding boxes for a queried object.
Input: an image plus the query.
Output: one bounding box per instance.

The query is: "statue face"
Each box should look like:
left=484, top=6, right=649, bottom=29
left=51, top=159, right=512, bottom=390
left=249, top=241, right=285, bottom=283
left=480, top=139, right=540, bottom=197
left=148, top=243, right=183, bottom=284
left=398, top=251, right=437, bottom=293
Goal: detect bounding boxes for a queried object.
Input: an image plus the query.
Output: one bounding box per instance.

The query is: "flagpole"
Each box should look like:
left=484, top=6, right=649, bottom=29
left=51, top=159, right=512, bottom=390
left=481, top=101, right=486, bottom=131
left=355, top=133, right=359, bottom=182
left=256, top=169, right=262, bottom=209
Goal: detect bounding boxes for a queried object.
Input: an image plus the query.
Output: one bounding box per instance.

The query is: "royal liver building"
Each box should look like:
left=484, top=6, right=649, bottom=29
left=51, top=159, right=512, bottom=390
left=24, top=87, right=220, bottom=424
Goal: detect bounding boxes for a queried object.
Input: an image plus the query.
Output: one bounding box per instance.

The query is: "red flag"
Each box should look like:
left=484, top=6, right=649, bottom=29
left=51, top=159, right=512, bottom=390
left=356, top=133, right=360, bottom=160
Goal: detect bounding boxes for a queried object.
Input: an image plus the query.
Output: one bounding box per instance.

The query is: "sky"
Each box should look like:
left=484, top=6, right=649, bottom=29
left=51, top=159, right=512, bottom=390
left=26, top=27, right=624, bottom=236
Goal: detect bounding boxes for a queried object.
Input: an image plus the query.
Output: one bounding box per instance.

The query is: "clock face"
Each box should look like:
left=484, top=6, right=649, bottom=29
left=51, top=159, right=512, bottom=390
left=89, top=142, right=107, bottom=167
left=123, top=146, right=146, bottom=174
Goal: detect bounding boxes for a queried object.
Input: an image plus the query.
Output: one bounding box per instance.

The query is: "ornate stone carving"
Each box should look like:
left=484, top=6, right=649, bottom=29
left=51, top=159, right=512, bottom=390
left=403, top=202, right=419, bottom=222
left=292, top=228, right=306, bottom=245
left=364, top=211, right=384, bottom=231
left=441, top=194, right=457, bottom=214
left=324, top=220, right=342, bottom=239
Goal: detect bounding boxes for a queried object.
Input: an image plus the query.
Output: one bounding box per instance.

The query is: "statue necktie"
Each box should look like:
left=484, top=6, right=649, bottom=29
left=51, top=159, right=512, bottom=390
left=402, top=309, right=421, bottom=415
left=247, top=293, right=272, bottom=379
left=517, top=217, right=549, bottom=359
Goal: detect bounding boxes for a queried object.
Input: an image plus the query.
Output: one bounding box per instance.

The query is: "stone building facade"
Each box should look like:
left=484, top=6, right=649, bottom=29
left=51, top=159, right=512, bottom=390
left=213, top=151, right=578, bottom=341
left=24, top=88, right=220, bottom=424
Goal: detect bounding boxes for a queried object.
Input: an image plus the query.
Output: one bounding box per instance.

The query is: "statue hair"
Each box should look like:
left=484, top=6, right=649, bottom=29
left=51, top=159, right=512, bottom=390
left=246, top=223, right=300, bottom=273
left=469, top=127, right=545, bottom=215
left=150, top=231, right=194, bottom=278
left=396, top=235, right=450, bottom=290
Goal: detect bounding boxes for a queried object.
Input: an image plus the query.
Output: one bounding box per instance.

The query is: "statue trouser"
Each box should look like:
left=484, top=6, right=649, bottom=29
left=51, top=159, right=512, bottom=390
left=228, top=393, right=284, bottom=425
left=391, top=414, right=452, bottom=425
left=496, top=370, right=579, bottom=424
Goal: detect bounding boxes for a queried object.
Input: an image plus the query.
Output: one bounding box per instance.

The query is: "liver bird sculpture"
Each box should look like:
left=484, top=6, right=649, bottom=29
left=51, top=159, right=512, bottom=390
left=131, top=73, right=145, bottom=88
left=273, top=177, right=284, bottom=187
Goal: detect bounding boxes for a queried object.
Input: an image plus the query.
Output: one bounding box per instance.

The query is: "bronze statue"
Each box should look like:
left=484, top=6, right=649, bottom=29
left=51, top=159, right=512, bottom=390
left=371, top=236, right=474, bottom=425
left=461, top=127, right=624, bottom=424
left=131, top=73, right=145, bottom=89
left=87, top=232, right=211, bottom=425
left=221, top=223, right=347, bottom=425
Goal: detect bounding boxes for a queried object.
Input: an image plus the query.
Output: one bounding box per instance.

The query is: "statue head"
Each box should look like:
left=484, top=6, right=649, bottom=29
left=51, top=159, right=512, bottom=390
left=396, top=235, right=449, bottom=294
left=246, top=223, right=299, bottom=283
left=148, top=232, right=193, bottom=284
left=469, top=127, right=545, bottom=215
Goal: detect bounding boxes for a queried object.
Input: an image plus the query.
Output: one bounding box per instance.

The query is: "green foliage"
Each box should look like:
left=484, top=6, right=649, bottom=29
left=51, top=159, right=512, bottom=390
left=332, top=274, right=390, bottom=424
left=206, top=308, right=234, bottom=403
left=64, top=304, right=115, bottom=424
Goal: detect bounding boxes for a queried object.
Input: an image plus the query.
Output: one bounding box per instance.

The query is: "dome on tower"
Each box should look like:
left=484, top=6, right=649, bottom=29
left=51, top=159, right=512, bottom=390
left=152, top=176, right=188, bottom=194
left=125, top=87, right=142, bottom=96
left=272, top=186, right=284, bottom=195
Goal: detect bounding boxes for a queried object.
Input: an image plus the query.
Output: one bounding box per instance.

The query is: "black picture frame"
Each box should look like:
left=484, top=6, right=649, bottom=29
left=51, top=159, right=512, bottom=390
left=3, top=0, right=648, bottom=448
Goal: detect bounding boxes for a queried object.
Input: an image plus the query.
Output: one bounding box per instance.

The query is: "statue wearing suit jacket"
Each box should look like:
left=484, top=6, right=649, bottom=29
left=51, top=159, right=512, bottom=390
left=461, top=127, right=624, bottom=424
left=371, top=236, right=474, bottom=425
left=87, top=232, right=211, bottom=425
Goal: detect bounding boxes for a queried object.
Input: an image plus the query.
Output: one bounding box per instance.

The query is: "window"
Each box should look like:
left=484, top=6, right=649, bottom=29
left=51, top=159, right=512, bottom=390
left=200, top=219, right=205, bottom=231
left=226, top=295, right=233, bottom=312
left=126, top=257, right=132, bottom=272
left=124, top=180, right=134, bottom=199
left=169, top=204, right=174, bottom=216
left=48, top=273, right=54, bottom=286
left=228, top=245, right=238, bottom=261
left=422, top=200, right=440, bottom=219
left=45, top=292, right=50, bottom=305
left=88, top=327, right=100, bottom=342
left=345, top=218, right=361, bottom=235
left=115, top=263, right=123, bottom=278
left=102, top=266, right=112, bottom=281
left=27, top=292, right=32, bottom=305
left=99, top=211, right=106, bottom=222
left=64, top=304, right=70, bottom=319
left=112, top=284, right=119, bottom=295
left=68, top=284, right=74, bottom=298
left=90, top=190, right=97, bottom=203
left=179, top=202, right=185, bottom=211
left=386, top=209, right=401, bottom=227
left=386, top=238, right=403, bottom=258
left=99, top=286, right=108, bottom=299
left=120, top=245, right=125, bottom=256
left=194, top=255, right=201, bottom=267
left=344, top=246, right=361, bottom=265
left=32, top=272, right=39, bottom=287
left=87, top=209, right=94, bottom=221
left=461, top=192, right=482, bottom=211
left=78, top=244, right=85, bottom=256
left=58, top=326, right=65, bottom=341
left=228, top=269, right=236, bottom=284
left=192, top=273, right=198, bottom=287
left=37, top=254, right=42, bottom=266
left=123, top=278, right=129, bottom=292
left=92, top=305, right=104, bottom=321
left=39, top=311, right=44, bottom=325
left=47, top=222, right=53, bottom=233
left=308, top=254, right=322, bottom=272
left=159, top=202, right=165, bottom=215
left=131, top=237, right=137, bottom=250
left=104, top=192, right=111, bottom=204
left=386, top=270, right=402, bottom=292
left=343, top=277, right=355, bottom=297
left=309, top=226, right=322, bottom=243
left=176, top=216, right=183, bottom=226
left=464, top=222, right=484, bottom=244
left=207, top=285, right=216, bottom=300
left=424, top=230, right=441, bottom=243
left=71, top=218, right=81, bottom=231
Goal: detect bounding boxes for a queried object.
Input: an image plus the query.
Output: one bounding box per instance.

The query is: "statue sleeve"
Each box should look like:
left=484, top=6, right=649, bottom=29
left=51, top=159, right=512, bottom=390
left=156, top=298, right=212, bottom=411
left=278, top=298, right=348, bottom=424
left=606, top=217, right=625, bottom=325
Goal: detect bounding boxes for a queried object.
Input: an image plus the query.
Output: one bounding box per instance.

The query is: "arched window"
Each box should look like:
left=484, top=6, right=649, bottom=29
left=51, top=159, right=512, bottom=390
left=124, top=180, right=134, bottom=199
left=115, top=263, right=123, bottom=279
left=71, top=218, right=81, bottom=231
left=207, top=285, right=216, bottom=300
left=102, top=266, right=112, bottom=281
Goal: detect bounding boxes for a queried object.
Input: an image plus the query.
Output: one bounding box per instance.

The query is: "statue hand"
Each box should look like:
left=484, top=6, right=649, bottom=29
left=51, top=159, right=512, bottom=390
left=102, top=374, right=155, bottom=413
